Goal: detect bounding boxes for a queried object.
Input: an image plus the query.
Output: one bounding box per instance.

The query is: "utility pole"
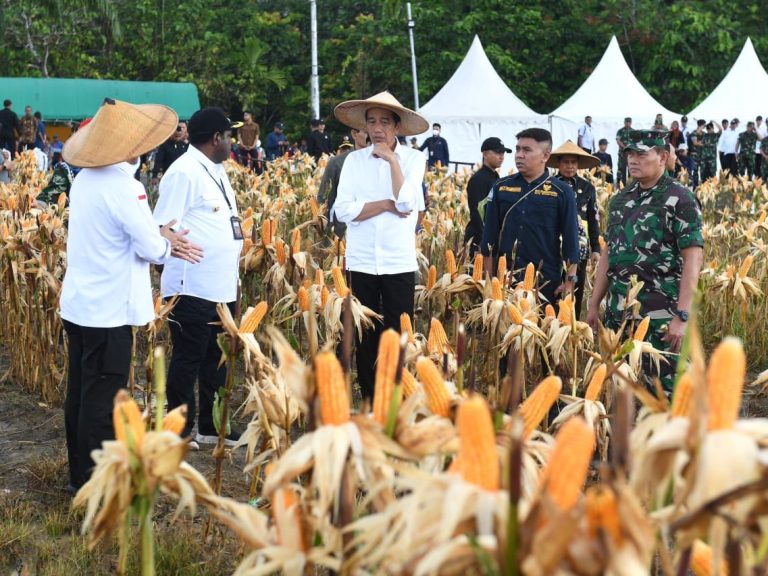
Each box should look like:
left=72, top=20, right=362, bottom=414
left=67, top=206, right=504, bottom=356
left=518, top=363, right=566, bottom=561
left=310, top=0, right=320, bottom=119
left=407, top=2, right=419, bottom=110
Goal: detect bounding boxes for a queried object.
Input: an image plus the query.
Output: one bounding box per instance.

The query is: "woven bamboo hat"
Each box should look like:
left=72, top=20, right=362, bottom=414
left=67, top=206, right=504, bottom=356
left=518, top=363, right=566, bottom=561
left=546, top=139, right=600, bottom=169
left=334, top=91, right=429, bottom=136
left=63, top=98, right=178, bottom=168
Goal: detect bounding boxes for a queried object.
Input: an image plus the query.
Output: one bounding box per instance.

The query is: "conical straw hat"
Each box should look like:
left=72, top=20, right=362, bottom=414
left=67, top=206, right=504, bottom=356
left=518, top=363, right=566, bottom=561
left=334, top=91, right=429, bottom=136
left=63, top=98, right=178, bottom=168
left=546, top=139, right=600, bottom=169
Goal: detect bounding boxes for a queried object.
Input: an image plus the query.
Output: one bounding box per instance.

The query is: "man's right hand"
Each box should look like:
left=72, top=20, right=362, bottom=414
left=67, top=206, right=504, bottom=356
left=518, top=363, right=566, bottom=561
left=160, top=220, right=204, bottom=263
left=383, top=199, right=411, bottom=218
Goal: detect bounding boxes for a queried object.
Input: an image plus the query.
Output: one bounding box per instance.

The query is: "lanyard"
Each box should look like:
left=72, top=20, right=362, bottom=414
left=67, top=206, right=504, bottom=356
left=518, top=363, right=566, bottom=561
left=198, top=161, right=235, bottom=215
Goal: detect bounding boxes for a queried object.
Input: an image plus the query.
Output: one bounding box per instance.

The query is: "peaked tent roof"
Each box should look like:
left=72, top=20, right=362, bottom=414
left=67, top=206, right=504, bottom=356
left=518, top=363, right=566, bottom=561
left=550, top=36, right=680, bottom=121
left=0, top=77, right=200, bottom=121
left=688, top=38, right=768, bottom=121
left=419, top=35, right=544, bottom=122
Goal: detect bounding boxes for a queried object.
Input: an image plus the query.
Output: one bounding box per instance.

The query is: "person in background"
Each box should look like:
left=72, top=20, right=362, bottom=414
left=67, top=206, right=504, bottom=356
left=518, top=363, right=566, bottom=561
left=410, top=137, right=419, bottom=149
left=237, top=112, right=260, bottom=170
left=151, top=121, right=188, bottom=185
left=50, top=134, right=64, bottom=164
left=306, top=118, right=333, bottom=161
left=699, top=122, right=721, bottom=182
left=594, top=138, right=614, bottom=183
left=669, top=120, right=683, bottom=148
left=719, top=118, right=740, bottom=175
left=34, top=111, right=47, bottom=151
left=718, top=118, right=729, bottom=168
left=755, top=115, right=766, bottom=177
left=653, top=113, right=668, bottom=130
left=548, top=140, right=600, bottom=319
left=0, top=148, right=12, bottom=184
left=688, top=119, right=706, bottom=187
left=420, top=122, right=450, bottom=170
left=737, top=121, right=757, bottom=177
left=266, top=121, right=289, bottom=160
left=0, top=100, right=19, bottom=158
left=463, top=136, right=509, bottom=257
left=616, top=116, right=632, bottom=186
left=679, top=115, right=690, bottom=144
left=577, top=115, right=594, bottom=153
left=675, top=143, right=694, bottom=181
left=17, top=105, right=38, bottom=153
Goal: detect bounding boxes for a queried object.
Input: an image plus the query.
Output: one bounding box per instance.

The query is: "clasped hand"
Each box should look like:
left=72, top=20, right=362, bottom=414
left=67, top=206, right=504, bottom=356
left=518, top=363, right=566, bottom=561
left=159, top=219, right=204, bottom=263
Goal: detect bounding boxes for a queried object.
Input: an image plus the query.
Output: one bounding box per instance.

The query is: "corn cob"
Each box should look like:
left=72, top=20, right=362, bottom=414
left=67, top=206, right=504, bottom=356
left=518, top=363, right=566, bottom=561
left=270, top=218, right=278, bottom=241
left=519, top=375, right=562, bottom=438
left=241, top=215, right=253, bottom=237
left=400, top=313, right=415, bottom=344
left=557, top=296, right=573, bottom=325
left=633, top=316, right=650, bottom=341
left=584, top=364, right=607, bottom=401
left=302, top=279, right=312, bottom=289
left=508, top=302, right=523, bottom=324
left=275, top=238, right=287, bottom=265
left=544, top=304, right=556, bottom=318
left=541, top=418, right=595, bottom=511
left=671, top=371, right=694, bottom=418
left=373, top=329, right=402, bottom=426
left=310, top=196, right=320, bottom=219
left=332, top=266, right=349, bottom=297
left=57, top=192, right=68, bottom=209
left=472, top=253, right=484, bottom=282
left=707, top=337, right=745, bottom=431
left=401, top=368, right=418, bottom=397
left=297, top=286, right=310, bottom=312
left=240, top=301, right=268, bottom=334
left=321, top=286, right=330, bottom=307
left=427, top=318, right=451, bottom=355
left=523, top=262, right=536, bottom=290
left=496, top=254, right=507, bottom=280
left=273, top=486, right=305, bottom=551
left=426, top=265, right=437, bottom=290
left=737, top=254, right=753, bottom=278
left=491, top=277, right=504, bottom=300
left=315, top=352, right=350, bottom=425
left=519, top=298, right=531, bottom=312
left=261, top=218, right=272, bottom=246
left=162, top=404, right=188, bottom=435
left=445, top=249, right=457, bottom=277
left=291, top=228, right=301, bottom=254
left=113, top=389, right=145, bottom=448
left=585, top=486, right=623, bottom=545
left=315, top=268, right=324, bottom=286
left=456, top=395, right=500, bottom=491
left=690, top=539, right=728, bottom=576
left=416, top=357, right=451, bottom=417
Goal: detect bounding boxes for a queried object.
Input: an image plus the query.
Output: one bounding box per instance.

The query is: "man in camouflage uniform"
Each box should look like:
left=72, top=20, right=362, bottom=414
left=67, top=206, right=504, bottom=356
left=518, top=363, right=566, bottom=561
left=761, top=136, right=768, bottom=181
left=699, top=122, right=720, bottom=182
left=587, top=130, right=704, bottom=395
left=737, top=121, right=758, bottom=177
left=615, top=117, right=632, bottom=186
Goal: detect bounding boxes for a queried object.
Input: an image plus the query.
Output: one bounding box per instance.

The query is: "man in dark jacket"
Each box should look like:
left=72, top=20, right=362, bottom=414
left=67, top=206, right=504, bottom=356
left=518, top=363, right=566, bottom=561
left=0, top=100, right=20, bottom=158
left=306, top=118, right=333, bottom=161
left=463, top=137, right=508, bottom=256
left=151, top=121, right=188, bottom=184
left=420, top=123, right=450, bottom=169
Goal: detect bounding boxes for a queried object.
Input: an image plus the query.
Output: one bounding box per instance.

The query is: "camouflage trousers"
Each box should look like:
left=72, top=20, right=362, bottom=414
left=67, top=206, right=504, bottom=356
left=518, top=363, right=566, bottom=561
left=761, top=158, right=768, bottom=181
left=699, top=158, right=717, bottom=182
left=617, top=157, right=627, bottom=185
left=739, top=153, right=755, bottom=177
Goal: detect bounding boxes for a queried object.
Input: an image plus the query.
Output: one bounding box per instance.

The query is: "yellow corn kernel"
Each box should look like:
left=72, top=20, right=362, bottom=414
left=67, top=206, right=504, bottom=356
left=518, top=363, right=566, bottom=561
left=557, top=297, right=573, bottom=325
left=738, top=254, right=753, bottom=278
left=57, top=192, right=68, bottom=208
left=401, top=368, right=418, bottom=398
left=585, top=486, right=623, bottom=545
left=240, top=301, right=268, bottom=333
left=321, top=285, right=330, bottom=307
left=241, top=215, right=253, bottom=237
left=416, top=357, right=451, bottom=417
left=273, top=486, right=305, bottom=551
left=757, top=210, right=766, bottom=225
left=519, top=375, right=562, bottom=438
left=291, top=228, right=301, bottom=254
left=633, top=316, right=650, bottom=341
left=310, top=196, right=320, bottom=219
left=496, top=254, right=507, bottom=280
left=426, top=265, right=437, bottom=290
left=491, top=277, right=504, bottom=301
left=113, top=389, right=145, bottom=448
left=584, top=364, right=607, bottom=401
left=400, top=313, right=415, bottom=344
left=472, top=253, right=484, bottom=282
left=523, top=262, right=536, bottom=291
left=314, top=268, right=324, bottom=286
left=456, top=396, right=500, bottom=491
left=671, top=371, right=694, bottom=418
left=261, top=218, right=273, bottom=246
left=332, top=266, right=349, bottom=298
left=162, top=404, right=188, bottom=435
left=707, top=337, right=745, bottom=431
left=427, top=318, right=451, bottom=355
left=373, top=329, right=402, bottom=426
left=275, top=238, right=287, bottom=265
left=519, top=298, right=531, bottom=312
left=315, top=352, right=350, bottom=426
left=297, top=286, right=310, bottom=312
left=445, top=249, right=457, bottom=277
left=544, top=304, right=556, bottom=318
left=541, top=418, right=595, bottom=511
left=690, top=539, right=728, bottom=576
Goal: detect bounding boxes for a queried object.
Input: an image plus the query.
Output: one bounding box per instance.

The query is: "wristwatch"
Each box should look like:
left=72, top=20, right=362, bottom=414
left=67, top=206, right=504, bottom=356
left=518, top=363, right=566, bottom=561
left=566, top=275, right=578, bottom=283
left=674, top=309, right=689, bottom=322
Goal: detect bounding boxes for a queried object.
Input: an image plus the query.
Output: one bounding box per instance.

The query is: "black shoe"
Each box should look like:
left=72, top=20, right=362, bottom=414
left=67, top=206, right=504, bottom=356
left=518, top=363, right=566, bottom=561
left=195, top=428, right=241, bottom=447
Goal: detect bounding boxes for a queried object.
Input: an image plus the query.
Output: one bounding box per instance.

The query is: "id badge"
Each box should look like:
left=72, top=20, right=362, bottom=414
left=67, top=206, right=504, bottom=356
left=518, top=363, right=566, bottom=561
left=230, top=216, right=244, bottom=240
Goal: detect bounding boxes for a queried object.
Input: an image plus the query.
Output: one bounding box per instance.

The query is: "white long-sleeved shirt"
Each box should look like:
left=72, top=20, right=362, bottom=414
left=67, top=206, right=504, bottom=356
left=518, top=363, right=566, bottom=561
left=334, top=141, right=426, bottom=275
left=755, top=124, right=766, bottom=153
left=153, top=145, right=242, bottom=302
left=60, top=162, right=171, bottom=327
left=718, top=128, right=739, bottom=154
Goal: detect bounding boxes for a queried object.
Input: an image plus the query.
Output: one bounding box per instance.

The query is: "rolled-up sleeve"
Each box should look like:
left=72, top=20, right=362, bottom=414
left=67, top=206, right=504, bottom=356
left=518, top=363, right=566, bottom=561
left=334, top=154, right=365, bottom=224
left=393, top=152, right=426, bottom=213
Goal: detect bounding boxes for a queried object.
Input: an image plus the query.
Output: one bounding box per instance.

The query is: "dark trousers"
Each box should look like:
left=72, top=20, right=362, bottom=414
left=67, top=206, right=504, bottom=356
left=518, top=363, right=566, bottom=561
left=723, top=153, right=738, bottom=175
left=166, top=296, right=235, bottom=437
left=63, top=320, right=133, bottom=488
left=756, top=153, right=763, bottom=178
left=348, top=270, right=415, bottom=400
left=0, top=136, right=16, bottom=159
left=574, top=260, right=588, bottom=319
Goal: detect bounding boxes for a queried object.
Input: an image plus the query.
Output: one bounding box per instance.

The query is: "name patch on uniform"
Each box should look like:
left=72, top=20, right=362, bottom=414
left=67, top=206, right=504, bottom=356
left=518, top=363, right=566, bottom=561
left=498, top=185, right=521, bottom=193
left=535, top=182, right=558, bottom=197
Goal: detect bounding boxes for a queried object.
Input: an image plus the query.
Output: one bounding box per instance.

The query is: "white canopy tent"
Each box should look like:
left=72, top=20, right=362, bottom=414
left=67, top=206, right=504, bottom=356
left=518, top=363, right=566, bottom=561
left=688, top=38, right=768, bottom=124
left=417, top=35, right=547, bottom=173
left=549, top=36, right=681, bottom=175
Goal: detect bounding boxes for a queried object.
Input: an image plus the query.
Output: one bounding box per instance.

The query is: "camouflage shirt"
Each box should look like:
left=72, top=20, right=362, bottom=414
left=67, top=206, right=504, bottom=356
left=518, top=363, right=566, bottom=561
left=616, top=127, right=633, bottom=150
left=604, top=174, right=703, bottom=324
left=738, top=131, right=757, bottom=156
left=700, top=132, right=719, bottom=162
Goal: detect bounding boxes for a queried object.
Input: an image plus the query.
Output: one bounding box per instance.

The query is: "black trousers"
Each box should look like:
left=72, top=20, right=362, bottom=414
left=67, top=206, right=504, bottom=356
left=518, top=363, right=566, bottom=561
left=166, top=296, right=235, bottom=437
left=724, top=153, right=738, bottom=174
left=63, top=320, right=133, bottom=488
left=348, top=270, right=415, bottom=400
left=574, top=260, right=588, bottom=320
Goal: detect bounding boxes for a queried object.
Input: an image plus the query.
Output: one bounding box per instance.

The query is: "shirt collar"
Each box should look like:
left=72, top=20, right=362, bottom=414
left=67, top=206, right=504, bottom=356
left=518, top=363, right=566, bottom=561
left=188, top=143, right=220, bottom=172
left=521, top=169, right=550, bottom=186
left=364, top=139, right=404, bottom=159
left=113, top=161, right=139, bottom=176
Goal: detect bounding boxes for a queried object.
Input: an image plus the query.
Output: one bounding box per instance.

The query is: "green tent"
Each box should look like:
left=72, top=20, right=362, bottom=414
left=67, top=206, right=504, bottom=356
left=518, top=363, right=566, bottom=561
left=0, top=77, right=200, bottom=121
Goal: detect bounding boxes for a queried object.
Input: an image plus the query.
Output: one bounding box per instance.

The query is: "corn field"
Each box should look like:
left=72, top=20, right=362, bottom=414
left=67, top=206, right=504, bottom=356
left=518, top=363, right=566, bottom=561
left=2, top=149, right=768, bottom=574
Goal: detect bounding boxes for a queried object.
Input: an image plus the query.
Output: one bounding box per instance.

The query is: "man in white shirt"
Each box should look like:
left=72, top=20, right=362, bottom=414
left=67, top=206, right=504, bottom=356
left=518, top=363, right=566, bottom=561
left=718, top=118, right=740, bottom=174
left=60, top=98, right=201, bottom=493
left=333, top=91, right=428, bottom=400
left=755, top=115, right=766, bottom=176
left=577, top=116, right=594, bottom=153
left=153, top=107, right=243, bottom=446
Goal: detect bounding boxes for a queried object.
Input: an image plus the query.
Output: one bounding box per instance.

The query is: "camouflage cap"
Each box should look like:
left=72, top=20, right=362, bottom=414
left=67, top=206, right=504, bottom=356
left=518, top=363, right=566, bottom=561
left=624, top=129, right=669, bottom=152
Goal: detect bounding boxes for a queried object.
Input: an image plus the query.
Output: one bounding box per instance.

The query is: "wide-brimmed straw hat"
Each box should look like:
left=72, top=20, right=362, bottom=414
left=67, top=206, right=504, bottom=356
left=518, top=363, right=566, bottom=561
left=546, top=139, right=600, bottom=169
left=63, top=98, right=178, bottom=168
left=334, top=91, right=429, bottom=136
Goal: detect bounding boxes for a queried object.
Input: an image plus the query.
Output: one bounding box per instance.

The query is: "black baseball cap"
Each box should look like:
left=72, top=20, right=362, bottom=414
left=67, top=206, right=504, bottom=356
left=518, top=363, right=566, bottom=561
left=481, top=137, right=512, bottom=153
left=188, top=107, right=232, bottom=136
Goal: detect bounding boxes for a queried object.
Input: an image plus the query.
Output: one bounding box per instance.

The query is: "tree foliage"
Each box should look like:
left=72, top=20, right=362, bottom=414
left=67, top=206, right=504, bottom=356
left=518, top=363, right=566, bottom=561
left=1, top=0, right=766, bottom=140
